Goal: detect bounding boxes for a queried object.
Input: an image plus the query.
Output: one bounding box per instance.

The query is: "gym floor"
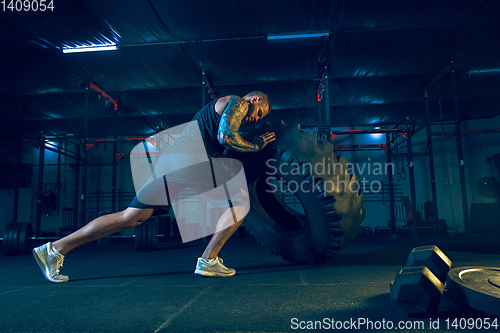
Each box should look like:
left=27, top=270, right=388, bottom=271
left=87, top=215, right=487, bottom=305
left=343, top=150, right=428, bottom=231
left=1, top=232, right=499, bottom=333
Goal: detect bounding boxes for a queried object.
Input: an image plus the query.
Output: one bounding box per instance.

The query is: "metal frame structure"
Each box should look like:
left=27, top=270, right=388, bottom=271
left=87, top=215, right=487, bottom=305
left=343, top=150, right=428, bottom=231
left=77, top=73, right=216, bottom=229
left=14, top=63, right=500, bottom=242
left=31, top=135, right=81, bottom=237
left=424, top=61, right=468, bottom=234
left=315, top=64, right=453, bottom=236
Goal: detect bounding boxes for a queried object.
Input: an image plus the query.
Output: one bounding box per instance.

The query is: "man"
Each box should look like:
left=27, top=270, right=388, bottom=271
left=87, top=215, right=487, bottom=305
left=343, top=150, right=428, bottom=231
left=33, top=91, right=275, bottom=282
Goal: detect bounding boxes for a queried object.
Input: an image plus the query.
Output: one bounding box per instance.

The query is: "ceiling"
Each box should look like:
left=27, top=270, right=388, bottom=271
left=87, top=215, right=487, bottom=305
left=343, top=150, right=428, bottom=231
left=1, top=0, right=500, bottom=139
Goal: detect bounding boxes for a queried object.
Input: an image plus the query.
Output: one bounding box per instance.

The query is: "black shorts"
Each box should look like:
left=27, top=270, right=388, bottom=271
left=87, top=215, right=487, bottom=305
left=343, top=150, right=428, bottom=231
left=128, top=153, right=241, bottom=215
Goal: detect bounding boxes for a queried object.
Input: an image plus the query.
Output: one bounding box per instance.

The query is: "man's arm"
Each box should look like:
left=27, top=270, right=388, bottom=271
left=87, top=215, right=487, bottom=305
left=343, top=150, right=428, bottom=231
left=217, top=96, right=260, bottom=152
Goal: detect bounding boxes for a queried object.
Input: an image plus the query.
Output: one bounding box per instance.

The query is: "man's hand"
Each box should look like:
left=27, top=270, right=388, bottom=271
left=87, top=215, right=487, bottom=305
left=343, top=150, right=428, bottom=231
left=252, top=132, right=276, bottom=151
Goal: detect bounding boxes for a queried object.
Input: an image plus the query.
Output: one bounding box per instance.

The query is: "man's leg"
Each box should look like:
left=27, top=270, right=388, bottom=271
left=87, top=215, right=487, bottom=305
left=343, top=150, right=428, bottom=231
left=33, top=207, right=153, bottom=283
left=194, top=192, right=249, bottom=277
left=53, top=207, right=153, bottom=255
left=201, top=208, right=245, bottom=260
left=201, top=188, right=250, bottom=260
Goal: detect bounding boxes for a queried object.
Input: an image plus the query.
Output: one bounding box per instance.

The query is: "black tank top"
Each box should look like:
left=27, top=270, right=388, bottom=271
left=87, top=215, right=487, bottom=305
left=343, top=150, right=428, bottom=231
left=163, top=99, right=225, bottom=157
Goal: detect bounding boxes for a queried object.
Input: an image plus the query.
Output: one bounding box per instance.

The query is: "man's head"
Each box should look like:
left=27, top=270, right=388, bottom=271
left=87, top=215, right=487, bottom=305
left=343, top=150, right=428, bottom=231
left=242, top=91, right=272, bottom=123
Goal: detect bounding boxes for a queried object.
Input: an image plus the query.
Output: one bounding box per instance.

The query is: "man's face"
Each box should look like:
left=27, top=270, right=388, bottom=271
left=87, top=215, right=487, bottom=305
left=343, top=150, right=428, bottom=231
left=242, top=99, right=270, bottom=124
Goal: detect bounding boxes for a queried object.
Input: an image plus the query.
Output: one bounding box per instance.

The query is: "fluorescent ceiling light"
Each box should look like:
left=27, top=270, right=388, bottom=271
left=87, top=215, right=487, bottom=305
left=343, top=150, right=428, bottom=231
left=63, top=44, right=118, bottom=54
left=467, top=68, right=500, bottom=74
left=267, top=32, right=329, bottom=40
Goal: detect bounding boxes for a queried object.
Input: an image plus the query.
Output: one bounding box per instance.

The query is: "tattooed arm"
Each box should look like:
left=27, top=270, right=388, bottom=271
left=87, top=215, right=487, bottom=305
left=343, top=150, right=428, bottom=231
left=217, top=96, right=261, bottom=152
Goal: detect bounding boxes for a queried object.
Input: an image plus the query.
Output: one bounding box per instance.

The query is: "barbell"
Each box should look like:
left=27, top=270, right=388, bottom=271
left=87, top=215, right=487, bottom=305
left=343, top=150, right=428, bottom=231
left=2, top=221, right=164, bottom=255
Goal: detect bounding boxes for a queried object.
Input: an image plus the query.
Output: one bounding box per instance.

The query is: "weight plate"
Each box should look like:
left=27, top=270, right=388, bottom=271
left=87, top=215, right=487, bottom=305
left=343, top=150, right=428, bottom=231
left=447, top=266, right=500, bottom=317
left=18, top=223, right=27, bottom=255
left=18, top=223, right=32, bottom=255
left=3, top=223, right=10, bottom=242
left=3, top=223, right=10, bottom=254
left=147, top=221, right=152, bottom=251
left=147, top=220, right=156, bottom=251
left=11, top=223, right=22, bottom=255
left=135, top=225, right=143, bottom=251
left=151, top=219, right=157, bottom=250
left=3, top=223, right=14, bottom=255
left=146, top=221, right=151, bottom=251
left=490, top=275, right=500, bottom=288
left=142, top=221, right=148, bottom=251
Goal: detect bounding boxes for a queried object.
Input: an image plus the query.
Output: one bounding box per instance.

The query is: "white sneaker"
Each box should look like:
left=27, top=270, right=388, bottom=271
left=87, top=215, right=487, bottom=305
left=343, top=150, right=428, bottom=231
left=32, top=242, right=69, bottom=283
left=194, top=257, right=236, bottom=277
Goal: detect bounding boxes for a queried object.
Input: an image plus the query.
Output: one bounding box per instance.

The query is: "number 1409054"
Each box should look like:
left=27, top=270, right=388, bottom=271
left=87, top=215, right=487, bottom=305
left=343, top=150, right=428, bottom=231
left=2, top=0, right=54, bottom=12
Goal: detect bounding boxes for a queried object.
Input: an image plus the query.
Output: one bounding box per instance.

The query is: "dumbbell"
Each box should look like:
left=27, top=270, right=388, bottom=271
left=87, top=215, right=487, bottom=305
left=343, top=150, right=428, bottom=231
left=390, top=245, right=452, bottom=315
left=405, top=245, right=451, bottom=283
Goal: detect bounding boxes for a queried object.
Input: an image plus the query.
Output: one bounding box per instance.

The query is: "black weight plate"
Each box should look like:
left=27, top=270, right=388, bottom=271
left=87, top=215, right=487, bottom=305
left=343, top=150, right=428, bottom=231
left=3, top=223, right=10, bottom=243
left=147, top=220, right=156, bottom=251
left=147, top=221, right=153, bottom=251
left=142, top=222, right=148, bottom=251
left=447, top=266, right=500, bottom=317
left=3, top=223, right=14, bottom=255
left=18, top=223, right=27, bottom=255
left=3, top=223, right=11, bottom=254
left=151, top=219, right=157, bottom=250
left=18, top=223, right=32, bottom=255
left=146, top=221, right=151, bottom=251
left=11, top=223, right=22, bottom=255
left=135, top=225, right=143, bottom=251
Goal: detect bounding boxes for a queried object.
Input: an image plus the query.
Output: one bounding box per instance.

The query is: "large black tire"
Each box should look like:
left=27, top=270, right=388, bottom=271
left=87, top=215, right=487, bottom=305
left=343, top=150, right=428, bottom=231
left=233, top=121, right=366, bottom=265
